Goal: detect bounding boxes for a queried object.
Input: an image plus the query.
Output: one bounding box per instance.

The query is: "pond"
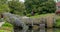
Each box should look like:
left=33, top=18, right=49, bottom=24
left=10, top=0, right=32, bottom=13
left=16, top=28, right=60, bottom=32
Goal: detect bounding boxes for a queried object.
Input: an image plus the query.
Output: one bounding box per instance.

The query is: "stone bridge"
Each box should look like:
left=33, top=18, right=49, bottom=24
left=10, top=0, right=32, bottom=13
left=0, top=12, right=56, bottom=32
left=21, top=16, right=55, bottom=28
left=2, top=13, right=56, bottom=28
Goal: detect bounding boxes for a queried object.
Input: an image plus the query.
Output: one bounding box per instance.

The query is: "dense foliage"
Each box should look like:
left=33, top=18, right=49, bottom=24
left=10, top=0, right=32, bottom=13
left=25, top=0, right=56, bottom=15
left=0, top=0, right=25, bottom=16
left=0, top=0, right=10, bottom=13
left=8, top=0, right=25, bottom=15
left=0, top=0, right=56, bottom=16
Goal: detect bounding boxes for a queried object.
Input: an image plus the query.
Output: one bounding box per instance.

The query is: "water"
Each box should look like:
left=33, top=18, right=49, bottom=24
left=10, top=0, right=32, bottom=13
left=16, top=28, right=60, bottom=32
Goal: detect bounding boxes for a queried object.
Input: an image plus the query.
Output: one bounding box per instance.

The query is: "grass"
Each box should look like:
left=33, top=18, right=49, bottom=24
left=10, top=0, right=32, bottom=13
left=0, top=27, right=13, bottom=32
left=2, top=22, right=13, bottom=27
left=0, top=22, right=13, bottom=32
left=30, top=13, right=55, bottom=18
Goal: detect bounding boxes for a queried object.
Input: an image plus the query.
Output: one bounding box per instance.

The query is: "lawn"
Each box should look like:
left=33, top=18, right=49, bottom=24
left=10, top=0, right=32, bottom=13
left=30, top=13, right=55, bottom=18
left=0, top=22, right=13, bottom=32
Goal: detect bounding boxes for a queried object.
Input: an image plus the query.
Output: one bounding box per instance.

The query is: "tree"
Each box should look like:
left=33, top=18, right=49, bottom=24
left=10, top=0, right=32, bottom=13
left=8, top=0, right=25, bottom=15
left=24, top=0, right=56, bottom=15
left=0, top=0, right=10, bottom=13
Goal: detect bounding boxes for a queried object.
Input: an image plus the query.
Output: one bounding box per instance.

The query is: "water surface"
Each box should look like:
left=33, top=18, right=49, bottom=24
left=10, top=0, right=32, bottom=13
left=18, top=28, right=60, bottom=32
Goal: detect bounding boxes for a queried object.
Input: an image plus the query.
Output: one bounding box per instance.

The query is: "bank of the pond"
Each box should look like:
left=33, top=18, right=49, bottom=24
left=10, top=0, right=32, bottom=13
left=0, top=22, right=13, bottom=32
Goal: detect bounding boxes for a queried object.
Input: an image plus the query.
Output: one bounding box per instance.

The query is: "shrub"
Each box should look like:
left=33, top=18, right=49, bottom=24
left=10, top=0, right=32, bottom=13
left=26, top=14, right=31, bottom=17
left=55, top=19, right=60, bottom=27
left=2, top=22, right=13, bottom=27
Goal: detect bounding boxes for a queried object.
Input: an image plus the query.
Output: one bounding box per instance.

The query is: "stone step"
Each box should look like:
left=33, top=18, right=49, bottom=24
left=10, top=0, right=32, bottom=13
left=0, top=22, right=5, bottom=27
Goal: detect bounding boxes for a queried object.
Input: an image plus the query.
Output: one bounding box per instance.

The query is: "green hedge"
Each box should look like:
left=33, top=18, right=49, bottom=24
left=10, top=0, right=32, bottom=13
left=2, top=22, right=13, bottom=27
left=55, top=18, right=60, bottom=27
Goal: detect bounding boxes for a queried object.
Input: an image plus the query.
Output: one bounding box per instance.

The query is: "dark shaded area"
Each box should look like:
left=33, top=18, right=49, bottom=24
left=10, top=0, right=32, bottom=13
left=13, top=26, right=23, bottom=32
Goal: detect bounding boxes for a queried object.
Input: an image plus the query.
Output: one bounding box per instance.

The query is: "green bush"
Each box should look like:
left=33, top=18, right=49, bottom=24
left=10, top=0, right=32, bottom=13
left=26, top=14, right=31, bottom=17
left=35, top=13, right=39, bottom=16
left=55, top=19, right=60, bottom=27
left=0, top=30, right=12, bottom=32
left=0, top=30, right=5, bottom=32
left=2, top=22, right=13, bottom=27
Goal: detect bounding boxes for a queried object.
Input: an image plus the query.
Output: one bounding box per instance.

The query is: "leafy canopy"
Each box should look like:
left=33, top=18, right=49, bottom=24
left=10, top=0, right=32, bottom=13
left=25, top=0, right=56, bottom=15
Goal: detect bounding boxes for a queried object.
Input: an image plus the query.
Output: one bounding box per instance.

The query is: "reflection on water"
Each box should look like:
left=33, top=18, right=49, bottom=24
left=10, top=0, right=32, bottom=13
left=47, top=28, right=53, bottom=32
left=19, top=29, right=45, bottom=32
left=18, top=28, right=60, bottom=32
